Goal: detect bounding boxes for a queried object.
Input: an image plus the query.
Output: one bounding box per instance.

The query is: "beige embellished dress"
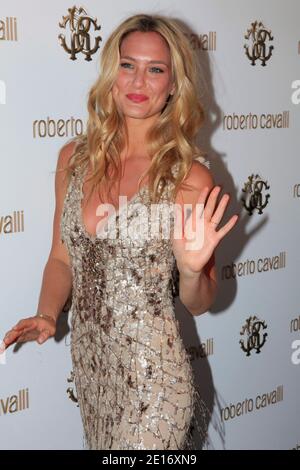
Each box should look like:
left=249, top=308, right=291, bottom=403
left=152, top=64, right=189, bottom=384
left=60, top=160, right=208, bottom=450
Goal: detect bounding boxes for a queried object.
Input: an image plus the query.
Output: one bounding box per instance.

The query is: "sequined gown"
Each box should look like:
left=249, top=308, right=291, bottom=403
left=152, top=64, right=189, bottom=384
left=60, top=160, right=208, bottom=450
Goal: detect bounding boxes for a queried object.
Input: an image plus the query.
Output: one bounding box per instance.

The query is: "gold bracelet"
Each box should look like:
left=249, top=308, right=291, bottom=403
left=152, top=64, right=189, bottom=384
left=36, top=313, right=56, bottom=324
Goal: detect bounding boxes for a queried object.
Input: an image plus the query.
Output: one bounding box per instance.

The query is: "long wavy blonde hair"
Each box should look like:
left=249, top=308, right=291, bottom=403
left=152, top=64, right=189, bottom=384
left=59, top=13, right=207, bottom=205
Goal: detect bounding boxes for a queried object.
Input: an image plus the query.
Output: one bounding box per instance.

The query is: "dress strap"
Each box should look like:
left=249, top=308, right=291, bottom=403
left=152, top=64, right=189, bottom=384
left=195, top=155, right=210, bottom=169
left=171, top=157, right=210, bottom=180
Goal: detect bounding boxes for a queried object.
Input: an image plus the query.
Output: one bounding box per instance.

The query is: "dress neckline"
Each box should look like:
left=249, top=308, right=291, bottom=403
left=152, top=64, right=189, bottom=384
left=77, top=164, right=149, bottom=242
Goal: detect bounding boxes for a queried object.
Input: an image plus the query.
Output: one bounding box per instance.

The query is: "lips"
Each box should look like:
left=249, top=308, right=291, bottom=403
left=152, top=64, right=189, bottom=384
left=126, top=93, right=149, bottom=103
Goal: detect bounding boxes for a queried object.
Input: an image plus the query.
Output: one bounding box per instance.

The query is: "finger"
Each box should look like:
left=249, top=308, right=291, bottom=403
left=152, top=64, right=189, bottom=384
left=37, top=329, right=51, bottom=345
left=186, top=187, right=209, bottom=222
left=173, top=188, right=207, bottom=242
left=192, top=191, right=207, bottom=221
left=204, top=186, right=222, bottom=221
left=0, top=341, right=6, bottom=354
left=209, top=193, right=230, bottom=227
left=13, top=318, right=37, bottom=331
left=16, top=325, right=39, bottom=340
left=215, top=215, right=239, bottom=241
left=16, top=329, right=40, bottom=343
left=184, top=208, right=204, bottom=245
left=7, top=322, right=37, bottom=344
left=3, top=328, right=25, bottom=346
left=194, top=186, right=210, bottom=206
left=173, top=203, right=185, bottom=240
left=183, top=191, right=208, bottom=242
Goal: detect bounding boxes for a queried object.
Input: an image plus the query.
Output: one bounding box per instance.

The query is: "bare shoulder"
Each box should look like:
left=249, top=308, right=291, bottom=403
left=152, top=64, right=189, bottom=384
left=176, top=160, right=215, bottom=205
left=184, top=160, right=215, bottom=192
left=47, top=139, right=79, bottom=266
left=57, top=139, right=78, bottom=172
left=55, top=140, right=80, bottom=191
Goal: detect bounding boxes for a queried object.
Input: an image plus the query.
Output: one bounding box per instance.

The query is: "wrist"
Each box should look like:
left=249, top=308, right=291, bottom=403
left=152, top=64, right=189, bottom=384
left=179, top=269, right=203, bottom=282
left=35, top=312, right=57, bottom=325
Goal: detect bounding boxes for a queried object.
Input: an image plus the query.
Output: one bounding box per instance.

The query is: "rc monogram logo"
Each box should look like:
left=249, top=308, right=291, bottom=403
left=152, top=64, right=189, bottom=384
left=241, top=174, right=270, bottom=215
left=244, top=21, right=274, bottom=66
left=58, top=6, right=102, bottom=61
left=66, top=370, right=78, bottom=406
left=240, top=316, right=268, bottom=356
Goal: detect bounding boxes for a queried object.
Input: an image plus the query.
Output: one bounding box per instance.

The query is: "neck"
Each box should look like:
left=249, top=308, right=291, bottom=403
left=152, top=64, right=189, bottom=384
left=123, top=115, right=158, bottom=160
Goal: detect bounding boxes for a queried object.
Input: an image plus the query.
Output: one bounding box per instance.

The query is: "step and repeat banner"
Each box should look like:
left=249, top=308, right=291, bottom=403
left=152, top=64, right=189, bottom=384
left=0, top=0, right=299, bottom=450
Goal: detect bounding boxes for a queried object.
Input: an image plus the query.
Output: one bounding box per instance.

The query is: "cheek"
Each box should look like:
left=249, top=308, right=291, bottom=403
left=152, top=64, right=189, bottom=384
left=112, top=75, right=124, bottom=95
left=114, top=72, right=130, bottom=90
left=152, top=77, right=172, bottom=98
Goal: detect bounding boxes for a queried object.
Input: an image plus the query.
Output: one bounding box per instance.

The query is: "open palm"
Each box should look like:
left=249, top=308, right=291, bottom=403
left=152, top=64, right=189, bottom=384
left=172, top=185, right=239, bottom=277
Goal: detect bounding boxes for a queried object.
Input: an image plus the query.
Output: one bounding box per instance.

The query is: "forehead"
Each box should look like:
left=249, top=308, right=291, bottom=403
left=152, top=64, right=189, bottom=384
left=120, top=31, right=171, bottom=62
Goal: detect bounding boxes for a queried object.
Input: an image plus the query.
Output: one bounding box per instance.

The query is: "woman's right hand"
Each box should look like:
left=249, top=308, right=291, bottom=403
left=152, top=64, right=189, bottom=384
left=0, top=315, right=57, bottom=352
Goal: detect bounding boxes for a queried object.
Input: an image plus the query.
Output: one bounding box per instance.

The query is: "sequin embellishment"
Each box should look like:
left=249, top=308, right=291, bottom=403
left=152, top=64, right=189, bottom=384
left=60, top=161, right=209, bottom=449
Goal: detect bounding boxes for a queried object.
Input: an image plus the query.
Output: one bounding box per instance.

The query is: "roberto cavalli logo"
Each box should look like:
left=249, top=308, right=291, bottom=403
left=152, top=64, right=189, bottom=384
left=66, top=370, right=78, bottom=406
left=244, top=21, right=274, bottom=66
left=241, top=174, right=270, bottom=215
left=240, top=316, right=268, bottom=356
left=58, top=5, right=102, bottom=61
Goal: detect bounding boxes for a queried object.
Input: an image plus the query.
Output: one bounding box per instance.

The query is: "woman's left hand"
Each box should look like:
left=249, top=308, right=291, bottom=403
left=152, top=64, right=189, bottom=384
left=172, top=185, right=239, bottom=278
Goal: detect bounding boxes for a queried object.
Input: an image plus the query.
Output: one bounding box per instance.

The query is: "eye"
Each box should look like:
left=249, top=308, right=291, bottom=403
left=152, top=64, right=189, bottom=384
left=149, top=66, right=164, bottom=73
left=120, top=62, right=134, bottom=69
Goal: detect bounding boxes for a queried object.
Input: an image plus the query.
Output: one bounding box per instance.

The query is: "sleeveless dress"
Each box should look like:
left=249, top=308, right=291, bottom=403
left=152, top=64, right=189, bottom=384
left=60, top=159, right=209, bottom=450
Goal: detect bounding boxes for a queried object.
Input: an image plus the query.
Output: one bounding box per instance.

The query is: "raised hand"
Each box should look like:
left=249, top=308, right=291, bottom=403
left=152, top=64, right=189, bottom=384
left=172, top=185, right=239, bottom=278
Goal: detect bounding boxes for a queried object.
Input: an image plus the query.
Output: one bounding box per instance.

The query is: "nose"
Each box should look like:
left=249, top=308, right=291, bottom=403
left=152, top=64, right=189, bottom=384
left=132, top=67, right=146, bottom=88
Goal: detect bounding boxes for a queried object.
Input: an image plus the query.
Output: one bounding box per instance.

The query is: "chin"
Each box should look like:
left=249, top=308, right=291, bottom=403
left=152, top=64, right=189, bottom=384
left=123, top=110, right=151, bottom=119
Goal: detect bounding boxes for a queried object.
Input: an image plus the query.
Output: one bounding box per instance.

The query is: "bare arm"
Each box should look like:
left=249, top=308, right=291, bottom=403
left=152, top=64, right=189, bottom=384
left=36, top=258, right=72, bottom=322
left=36, top=141, right=77, bottom=322
left=1, top=141, right=77, bottom=350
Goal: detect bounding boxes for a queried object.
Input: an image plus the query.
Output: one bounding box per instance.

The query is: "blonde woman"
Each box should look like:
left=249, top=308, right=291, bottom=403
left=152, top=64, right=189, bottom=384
left=2, top=14, right=238, bottom=449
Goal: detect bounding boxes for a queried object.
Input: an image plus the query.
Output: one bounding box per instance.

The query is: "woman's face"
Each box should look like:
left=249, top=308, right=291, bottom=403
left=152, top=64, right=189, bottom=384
left=112, top=31, right=175, bottom=123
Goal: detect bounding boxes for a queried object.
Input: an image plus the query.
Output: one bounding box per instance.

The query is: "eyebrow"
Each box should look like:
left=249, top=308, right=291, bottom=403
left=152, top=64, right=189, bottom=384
left=120, top=55, right=169, bottom=66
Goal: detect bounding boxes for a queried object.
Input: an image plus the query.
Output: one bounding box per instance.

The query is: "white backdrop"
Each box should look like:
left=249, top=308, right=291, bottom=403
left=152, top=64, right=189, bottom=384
left=0, top=0, right=299, bottom=450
